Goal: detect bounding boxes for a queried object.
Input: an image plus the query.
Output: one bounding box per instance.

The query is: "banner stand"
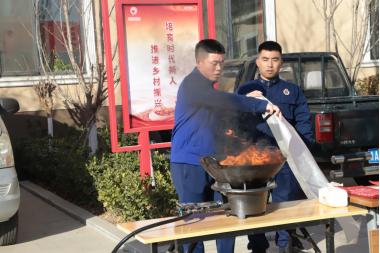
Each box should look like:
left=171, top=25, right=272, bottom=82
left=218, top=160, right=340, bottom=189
left=102, top=0, right=215, bottom=176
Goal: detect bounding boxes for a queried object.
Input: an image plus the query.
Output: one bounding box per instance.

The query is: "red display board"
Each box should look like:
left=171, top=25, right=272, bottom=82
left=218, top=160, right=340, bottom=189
left=101, top=0, right=216, bottom=176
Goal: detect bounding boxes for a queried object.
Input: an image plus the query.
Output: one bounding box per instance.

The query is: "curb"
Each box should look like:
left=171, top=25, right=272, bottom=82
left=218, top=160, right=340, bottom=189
left=20, top=180, right=152, bottom=252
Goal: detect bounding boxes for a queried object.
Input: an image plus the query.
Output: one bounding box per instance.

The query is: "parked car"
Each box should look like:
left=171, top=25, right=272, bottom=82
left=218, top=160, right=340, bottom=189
left=218, top=52, right=379, bottom=183
left=0, top=98, right=20, bottom=245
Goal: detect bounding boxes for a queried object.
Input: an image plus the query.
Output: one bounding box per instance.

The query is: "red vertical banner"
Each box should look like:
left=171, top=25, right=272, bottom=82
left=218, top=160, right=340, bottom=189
left=121, top=3, right=200, bottom=129
left=102, top=0, right=215, bottom=176
left=207, top=0, right=216, bottom=39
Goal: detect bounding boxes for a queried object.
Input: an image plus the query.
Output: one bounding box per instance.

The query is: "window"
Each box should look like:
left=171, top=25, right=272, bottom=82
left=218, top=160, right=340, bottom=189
left=0, top=0, right=92, bottom=79
left=369, top=0, right=379, bottom=60
left=39, top=0, right=83, bottom=73
left=301, top=59, right=349, bottom=98
left=215, top=0, right=264, bottom=59
left=246, top=36, right=257, bottom=56
left=231, top=0, right=264, bottom=58
left=0, top=0, right=38, bottom=76
left=219, top=63, right=244, bottom=93
left=324, top=59, right=349, bottom=97
left=279, top=61, right=298, bottom=83
left=363, top=0, right=379, bottom=65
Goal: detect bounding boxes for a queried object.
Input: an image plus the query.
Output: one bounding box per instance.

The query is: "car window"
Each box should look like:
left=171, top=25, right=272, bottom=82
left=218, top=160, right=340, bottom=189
left=301, top=58, right=349, bottom=98
left=226, top=55, right=350, bottom=98
left=219, top=64, right=243, bottom=93
left=324, top=59, right=350, bottom=97
left=279, top=61, right=298, bottom=83
left=301, top=61, right=323, bottom=98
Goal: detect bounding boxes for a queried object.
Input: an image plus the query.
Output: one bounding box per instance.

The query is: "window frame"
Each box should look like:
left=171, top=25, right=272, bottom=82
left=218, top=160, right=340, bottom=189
left=264, top=0, right=276, bottom=41
left=361, top=0, right=379, bottom=67
left=0, top=0, right=96, bottom=87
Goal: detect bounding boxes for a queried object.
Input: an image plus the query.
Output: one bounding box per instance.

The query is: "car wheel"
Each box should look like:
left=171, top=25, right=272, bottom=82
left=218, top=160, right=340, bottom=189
left=0, top=212, right=18, bottom=245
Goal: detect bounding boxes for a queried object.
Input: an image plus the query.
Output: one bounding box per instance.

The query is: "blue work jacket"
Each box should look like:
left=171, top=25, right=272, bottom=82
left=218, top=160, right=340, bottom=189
left=170, top=68, right=268, bottom=166
left=237, top=76, right=313, bottom=146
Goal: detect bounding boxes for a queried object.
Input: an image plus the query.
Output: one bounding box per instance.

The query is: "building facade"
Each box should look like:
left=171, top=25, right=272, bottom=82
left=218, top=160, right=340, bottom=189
left=0, top=0, right=378, bottom=132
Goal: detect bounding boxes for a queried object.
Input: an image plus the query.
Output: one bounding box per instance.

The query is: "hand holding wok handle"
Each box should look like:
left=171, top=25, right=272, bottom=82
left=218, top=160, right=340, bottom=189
left=246, top=91, right=282, bottom=119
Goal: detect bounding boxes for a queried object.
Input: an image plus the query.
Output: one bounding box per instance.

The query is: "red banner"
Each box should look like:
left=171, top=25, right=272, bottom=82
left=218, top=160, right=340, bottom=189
left=122, top=3, right=199, bottom=129
left=102, top=0, right=215, bottom=176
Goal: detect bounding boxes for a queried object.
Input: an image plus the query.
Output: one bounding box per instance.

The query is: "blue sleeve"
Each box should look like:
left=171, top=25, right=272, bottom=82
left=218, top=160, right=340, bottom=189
left=183, top=79, right=268, bottom=114
left=236, top=81, right=265, bottom=95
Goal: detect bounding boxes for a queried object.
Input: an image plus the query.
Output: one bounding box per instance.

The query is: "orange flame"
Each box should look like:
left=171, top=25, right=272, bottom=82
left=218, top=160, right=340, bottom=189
left=225, top=128, right=240, bottom=138
left=225, top=129, right=234, bottom=136
left=219, top=145, right=285, bottom=166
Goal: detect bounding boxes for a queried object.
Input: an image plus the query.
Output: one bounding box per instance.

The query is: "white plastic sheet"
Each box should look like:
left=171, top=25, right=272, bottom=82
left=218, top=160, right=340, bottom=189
left=265, top=112, right=329, bottom=198
left=261, top=97, right=361, bottom=242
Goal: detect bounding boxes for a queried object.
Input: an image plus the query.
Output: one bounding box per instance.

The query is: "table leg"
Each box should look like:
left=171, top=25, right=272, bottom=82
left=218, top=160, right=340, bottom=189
left=287, top=229, right=293, bottom=252
left=325, top=218, right=335, bottom=253
left=299, top=228, right=322, bottom=253
left=166, top=241, right=184, bottom=253
left=150, top=243, right=158, bottom=253
left=367, top=208, right=379, bottom=230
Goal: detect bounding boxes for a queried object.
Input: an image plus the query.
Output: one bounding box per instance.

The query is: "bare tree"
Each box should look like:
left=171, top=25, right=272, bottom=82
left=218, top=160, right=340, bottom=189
left=34, top=80, right=56, bottom=137
left=312, top=0, right=343, bottom=52
left=338, top=0, right=379, bottom=84
left=313, top=0, right=379, bottom=84
left=32, top=0, right=119, bottom=154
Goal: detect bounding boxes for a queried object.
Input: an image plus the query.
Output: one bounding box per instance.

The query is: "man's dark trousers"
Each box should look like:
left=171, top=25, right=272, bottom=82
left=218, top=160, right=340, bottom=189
left=248, top=163, right=304, bottom=251
left=170, top=163, right=235, bottom=253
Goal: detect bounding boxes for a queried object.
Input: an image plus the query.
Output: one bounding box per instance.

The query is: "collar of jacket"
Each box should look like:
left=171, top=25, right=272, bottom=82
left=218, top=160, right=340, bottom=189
left=258, top=75, right=280, bottom=86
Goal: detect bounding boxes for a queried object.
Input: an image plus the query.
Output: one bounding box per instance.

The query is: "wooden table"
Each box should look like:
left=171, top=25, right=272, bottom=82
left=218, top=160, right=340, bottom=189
left=349, top=194, right=378, bottom=229
left=349, top=195, right=378, bottom=208
left=117, top=199, right=367, bottom=253
left=349, top=194, right=379, bottom=253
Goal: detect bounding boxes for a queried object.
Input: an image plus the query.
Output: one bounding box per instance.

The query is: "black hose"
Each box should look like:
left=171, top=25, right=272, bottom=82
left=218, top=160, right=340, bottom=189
left=111, top=212, right=193, bottom=253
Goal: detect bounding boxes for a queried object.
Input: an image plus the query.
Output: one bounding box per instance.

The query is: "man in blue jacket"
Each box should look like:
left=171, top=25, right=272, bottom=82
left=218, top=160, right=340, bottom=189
left=170, top=39, right=281, bottom=253
left=237, top=41, right=313, bottom=253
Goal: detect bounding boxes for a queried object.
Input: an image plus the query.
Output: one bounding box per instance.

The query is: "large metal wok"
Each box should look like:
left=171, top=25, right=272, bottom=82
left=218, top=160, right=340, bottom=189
left=200, top=156, right=285, bottom=188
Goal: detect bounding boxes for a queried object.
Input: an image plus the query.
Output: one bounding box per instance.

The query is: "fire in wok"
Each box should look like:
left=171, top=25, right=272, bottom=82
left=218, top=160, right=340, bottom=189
left=200, top=146, right=286, bottom=188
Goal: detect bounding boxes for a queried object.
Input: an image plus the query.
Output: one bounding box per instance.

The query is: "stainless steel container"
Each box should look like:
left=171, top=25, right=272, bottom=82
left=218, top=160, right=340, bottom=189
left=212, top=181, right=275, bottom=219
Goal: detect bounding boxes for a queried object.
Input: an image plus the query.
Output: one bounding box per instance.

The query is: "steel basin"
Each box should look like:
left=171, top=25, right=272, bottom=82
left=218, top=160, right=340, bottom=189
left=200, top=156, right=285, bottom=188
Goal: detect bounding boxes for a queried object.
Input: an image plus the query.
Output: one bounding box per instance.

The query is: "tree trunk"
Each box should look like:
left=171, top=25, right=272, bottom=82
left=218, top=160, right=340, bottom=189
left=47, top=116, right=54, bottom=137
left=88, top=122, right=98, bottom=155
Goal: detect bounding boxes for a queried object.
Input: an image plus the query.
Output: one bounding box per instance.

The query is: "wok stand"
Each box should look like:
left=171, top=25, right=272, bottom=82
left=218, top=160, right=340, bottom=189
left=200, top=156, right=285, bottom=219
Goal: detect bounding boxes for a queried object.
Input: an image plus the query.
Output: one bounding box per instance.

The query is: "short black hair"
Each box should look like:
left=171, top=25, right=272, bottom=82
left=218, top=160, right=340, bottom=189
left=258, top=41, right=282, bottom=54
left=195, top=39, right=225, bottom=59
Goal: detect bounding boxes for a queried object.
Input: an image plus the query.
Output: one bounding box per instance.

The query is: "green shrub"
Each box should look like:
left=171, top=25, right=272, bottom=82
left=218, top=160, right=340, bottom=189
left=355, top=75, right=379, bottom=95
left=14, top=127, right=178, bottom=220
left=87, top=150, right=177, bottom=221
left=14, top=133, right=100, bottom=208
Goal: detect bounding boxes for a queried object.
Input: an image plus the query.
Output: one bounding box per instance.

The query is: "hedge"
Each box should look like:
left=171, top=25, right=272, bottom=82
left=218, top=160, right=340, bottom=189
left=14, top=128, right=178, bottom=221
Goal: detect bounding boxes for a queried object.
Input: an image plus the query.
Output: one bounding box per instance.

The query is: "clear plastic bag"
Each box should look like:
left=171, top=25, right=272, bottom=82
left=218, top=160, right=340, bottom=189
left=265, top=112, right=329, bottom=198
left=261, top=97, right=361, bottom=242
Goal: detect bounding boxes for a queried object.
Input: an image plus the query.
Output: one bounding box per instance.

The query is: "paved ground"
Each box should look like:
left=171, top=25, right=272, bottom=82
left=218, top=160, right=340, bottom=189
left=0, top=187, right=116, bottom=253
left=0, top=181, right=372, bottom=253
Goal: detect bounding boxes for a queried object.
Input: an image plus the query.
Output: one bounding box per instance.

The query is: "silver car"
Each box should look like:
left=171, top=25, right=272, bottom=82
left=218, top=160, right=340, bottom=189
left=0, top=98, right=20, bottom=245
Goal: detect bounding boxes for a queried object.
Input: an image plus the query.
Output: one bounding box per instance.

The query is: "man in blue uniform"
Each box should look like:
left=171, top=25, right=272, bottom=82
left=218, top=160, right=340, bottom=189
left=237, top=41, right=313, bottom=253
left=170, top=39, right=281, bottom=253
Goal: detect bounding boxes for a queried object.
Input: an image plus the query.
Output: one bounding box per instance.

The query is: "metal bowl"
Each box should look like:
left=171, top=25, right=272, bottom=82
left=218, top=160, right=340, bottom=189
left=200, top=156, right=285, bottom=188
